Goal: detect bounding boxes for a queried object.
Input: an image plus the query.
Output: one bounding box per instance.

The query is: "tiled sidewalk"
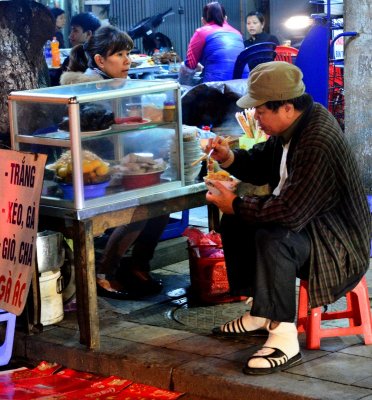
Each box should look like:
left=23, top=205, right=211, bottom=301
left=12, top=258, right=372, bottom=400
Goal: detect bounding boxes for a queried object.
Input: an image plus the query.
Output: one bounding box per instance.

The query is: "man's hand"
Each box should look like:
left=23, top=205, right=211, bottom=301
left=205, top=136, right=231, bottom=164
left=205, top=180, right=237, bottom=214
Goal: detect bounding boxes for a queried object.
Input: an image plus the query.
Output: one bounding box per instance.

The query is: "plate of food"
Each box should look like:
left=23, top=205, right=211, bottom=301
left=114, top=116, right=151, bottom=126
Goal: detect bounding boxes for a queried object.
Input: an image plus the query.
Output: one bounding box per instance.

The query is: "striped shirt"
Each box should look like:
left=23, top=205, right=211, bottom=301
left=228, top=102, right=371, bottom=307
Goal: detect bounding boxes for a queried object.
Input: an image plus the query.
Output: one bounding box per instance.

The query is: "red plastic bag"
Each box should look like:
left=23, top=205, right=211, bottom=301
left=183, top=227, right=222, bottom=247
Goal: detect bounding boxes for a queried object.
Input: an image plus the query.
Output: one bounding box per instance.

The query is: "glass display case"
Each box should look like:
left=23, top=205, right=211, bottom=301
left=8, top=79, right=184, bottom=214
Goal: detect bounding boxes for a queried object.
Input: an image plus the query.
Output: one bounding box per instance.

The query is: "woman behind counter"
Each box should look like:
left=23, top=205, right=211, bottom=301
left=60, top=26, right=169, bottom=300
left=179, top=1, right=246, bottom=85
left=244, top=11, right=279, bottom=47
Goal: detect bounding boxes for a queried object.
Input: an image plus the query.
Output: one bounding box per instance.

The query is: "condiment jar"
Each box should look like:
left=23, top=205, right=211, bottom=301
left=163, top=101, right=176, bottom=122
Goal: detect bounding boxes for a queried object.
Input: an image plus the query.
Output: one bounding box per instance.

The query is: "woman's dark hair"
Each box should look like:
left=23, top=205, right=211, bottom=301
left=50, top=7, right=65, bottom=20
left=265, top=93, right=313, bottom=112
left=84, top=25, right=134, bottom=69
left=67, top=45, right=89, bottom=72
left=202, top=2, right=226, bottom=27
left=246, top=11, right=265, bottom=25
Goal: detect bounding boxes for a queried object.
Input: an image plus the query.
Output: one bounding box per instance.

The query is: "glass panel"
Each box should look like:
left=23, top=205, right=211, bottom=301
left=10, top=81, right=182, bottom=209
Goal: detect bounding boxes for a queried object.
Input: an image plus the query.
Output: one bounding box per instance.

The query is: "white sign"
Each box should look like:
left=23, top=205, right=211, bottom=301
left=0, top=150, right=47, bottom=315
left=84, top=0, right=110, bottom=5
left=332, top=29, right=344, bottom=60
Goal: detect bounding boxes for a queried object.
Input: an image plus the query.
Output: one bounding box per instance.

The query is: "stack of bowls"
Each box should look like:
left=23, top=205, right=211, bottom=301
left=183, top=139, right=203, bottom=184
left=169, top=138, right=203, bottom=184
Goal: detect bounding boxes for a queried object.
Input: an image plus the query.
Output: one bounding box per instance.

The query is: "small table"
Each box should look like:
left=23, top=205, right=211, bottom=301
left=128, top=65, right=162, bottom=79
left=37, top=183, right=218, bottom=349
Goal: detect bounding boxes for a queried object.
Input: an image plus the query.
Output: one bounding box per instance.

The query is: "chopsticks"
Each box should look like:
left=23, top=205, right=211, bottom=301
left=190, top=152, right=208, bottom=167
left=235, top=109, right=265, bottom=139
left=190, top=136, right=232, bottom=167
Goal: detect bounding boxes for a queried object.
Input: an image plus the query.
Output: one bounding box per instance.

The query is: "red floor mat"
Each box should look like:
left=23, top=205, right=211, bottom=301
left=0, top=361, right=184, bottom=399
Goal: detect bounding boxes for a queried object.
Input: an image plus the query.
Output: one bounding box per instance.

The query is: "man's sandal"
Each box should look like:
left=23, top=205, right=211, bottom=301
left=212, top=315, right=268, bottom=337
left=243, top=347, right=302, bottom=375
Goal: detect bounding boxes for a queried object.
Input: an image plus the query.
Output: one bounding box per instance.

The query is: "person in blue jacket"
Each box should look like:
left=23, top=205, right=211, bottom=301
left=179, top=1, right=247, bottom=85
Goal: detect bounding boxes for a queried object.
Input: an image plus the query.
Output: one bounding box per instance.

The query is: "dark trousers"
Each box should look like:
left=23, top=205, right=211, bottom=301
left=98, top=215, right=169, bottom=276
left=131, top=215, right=170, bottom=269
left=220, top=214, right=311, bottom=322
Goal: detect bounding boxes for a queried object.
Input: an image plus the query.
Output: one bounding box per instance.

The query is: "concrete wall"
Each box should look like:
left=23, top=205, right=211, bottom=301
left=109, top=0, right=248, bottom=59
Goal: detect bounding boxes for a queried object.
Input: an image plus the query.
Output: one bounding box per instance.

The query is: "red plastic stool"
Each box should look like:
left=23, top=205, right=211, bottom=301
left=297, top=276, right=372, bottom=349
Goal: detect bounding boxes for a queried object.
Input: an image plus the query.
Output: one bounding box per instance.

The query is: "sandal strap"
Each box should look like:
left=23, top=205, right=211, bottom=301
left=243, top=348, right=302, bottom=375
left=248, top=347, right=288, bottom=368
left=222, top=315, right=250, bottom=333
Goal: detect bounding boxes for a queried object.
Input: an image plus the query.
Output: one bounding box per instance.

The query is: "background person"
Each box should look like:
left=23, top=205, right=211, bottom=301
left=61, top=26, right=169, bottom=299
left=48, top=12, right=101, bottom=86
left=244, top=11, right=279, bottom=47
left=50, top=7, right=66, bottom=48
left=69, top=12, right=102, bottom=48
left=205, top=62, right=370, bottom=375
left=179, top=1, right=246, bottom=85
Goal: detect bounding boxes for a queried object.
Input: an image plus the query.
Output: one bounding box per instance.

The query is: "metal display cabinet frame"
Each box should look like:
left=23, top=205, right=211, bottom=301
left=7, top=78, right=216, bottom=349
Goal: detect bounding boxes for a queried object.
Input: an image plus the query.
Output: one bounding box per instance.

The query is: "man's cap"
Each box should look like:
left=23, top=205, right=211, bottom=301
left=237, top=61, right=305, bottom=109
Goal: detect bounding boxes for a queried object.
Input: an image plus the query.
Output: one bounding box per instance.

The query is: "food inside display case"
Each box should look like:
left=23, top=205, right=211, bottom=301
left=40, top=125, right=177, bottom=202
left=110, top=152, right=167, bottom=189
left=8, top=79, right=184, bottom=210
left=49, top=150, right=111, bottom=184
left=58, top=103, right=115, bottom=133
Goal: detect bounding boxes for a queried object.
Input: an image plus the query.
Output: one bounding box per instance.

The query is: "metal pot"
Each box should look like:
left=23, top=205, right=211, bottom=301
left=36, top=231, right=65, bottom=274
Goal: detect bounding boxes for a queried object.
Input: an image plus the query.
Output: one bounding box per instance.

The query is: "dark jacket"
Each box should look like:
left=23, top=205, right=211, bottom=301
left=244, top=32, right=279, bottom=47
left=227, top=102, right=371, bottom=308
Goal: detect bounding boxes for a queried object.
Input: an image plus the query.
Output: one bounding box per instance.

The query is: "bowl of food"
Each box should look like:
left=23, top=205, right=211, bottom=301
left=113, top=152, right=167, bottom=190
left=122, top=170, right=164, bottom=190
left=204, top=170, right=239, bottom=195
left=47, top=150, right=112, bottom=199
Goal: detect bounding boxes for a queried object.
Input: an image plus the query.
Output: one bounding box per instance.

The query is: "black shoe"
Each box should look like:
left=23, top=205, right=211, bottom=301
left=96, top=279, right=131, bottom=300
left=117, top=266, right=163, bottom=298
left=132, top=272, right=163, bottom=297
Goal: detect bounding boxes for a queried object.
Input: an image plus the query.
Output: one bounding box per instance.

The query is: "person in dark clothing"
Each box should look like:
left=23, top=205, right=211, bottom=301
left=68, top=12, right=102, bottom=48
left=58, top=12, right=102, bottom=75
left=244, top=11, right=279, bottom=47
left=52, top=12, right=101, bottom=87
left=205, top=62, right=370, bottom=375
left=50, top=7, right=66, bottom=48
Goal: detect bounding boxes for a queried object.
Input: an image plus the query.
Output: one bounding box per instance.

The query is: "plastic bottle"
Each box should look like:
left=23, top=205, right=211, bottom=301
left=201, top=125, right=211, bottom=137
left=51, top=37, right=61, bottom=68
left=44, top=40, right=52, bottom=67
left=153, top=49, right=161, bottom=64
left=163, top=101, right=176, bottom=122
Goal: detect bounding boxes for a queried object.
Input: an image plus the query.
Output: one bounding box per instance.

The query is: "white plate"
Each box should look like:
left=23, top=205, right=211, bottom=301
left=81, top=127, right=112, bottom=137
left=57, top=127, right=112, bottom=137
